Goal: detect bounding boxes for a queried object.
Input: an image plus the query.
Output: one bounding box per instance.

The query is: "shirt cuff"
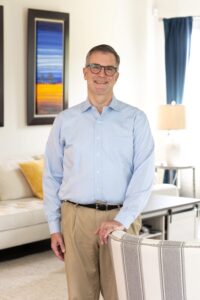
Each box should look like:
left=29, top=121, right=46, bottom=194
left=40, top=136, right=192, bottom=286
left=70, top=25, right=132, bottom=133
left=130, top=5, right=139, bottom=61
left=48, top=220, right=61, bottom=234
left=114, top=210, right=136, bottom=229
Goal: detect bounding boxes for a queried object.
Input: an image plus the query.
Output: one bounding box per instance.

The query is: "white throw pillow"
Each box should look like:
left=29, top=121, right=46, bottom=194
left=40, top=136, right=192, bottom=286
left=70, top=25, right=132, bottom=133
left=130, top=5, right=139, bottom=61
left=0, top=161, right=34, bottom=201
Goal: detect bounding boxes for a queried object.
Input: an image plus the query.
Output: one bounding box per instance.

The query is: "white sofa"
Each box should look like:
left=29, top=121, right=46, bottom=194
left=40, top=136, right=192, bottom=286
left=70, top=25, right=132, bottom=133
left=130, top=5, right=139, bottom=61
left=0, top=198, right=49, bottom=250
left=0, top=157, right=50, bottom=250
left=0, top=157, right=179, bottom=250
left=151, top=183, right=179, bottom=197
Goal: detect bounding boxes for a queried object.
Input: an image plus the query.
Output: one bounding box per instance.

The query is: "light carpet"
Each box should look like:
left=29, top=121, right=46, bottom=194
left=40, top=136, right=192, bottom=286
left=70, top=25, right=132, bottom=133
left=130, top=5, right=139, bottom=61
left=0, top=251, right=67, bottom=300
left=0, top=250, right=104, bottom=300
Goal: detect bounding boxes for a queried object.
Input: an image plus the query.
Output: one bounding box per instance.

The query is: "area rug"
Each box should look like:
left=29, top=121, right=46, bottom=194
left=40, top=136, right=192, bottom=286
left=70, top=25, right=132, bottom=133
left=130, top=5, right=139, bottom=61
left=0, top=251, right=67, bottom=300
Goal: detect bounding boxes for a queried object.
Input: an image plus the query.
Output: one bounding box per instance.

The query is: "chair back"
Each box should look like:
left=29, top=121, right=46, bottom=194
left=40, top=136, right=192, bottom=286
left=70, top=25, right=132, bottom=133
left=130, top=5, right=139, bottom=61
left=109, top=230, right=200, bottom=300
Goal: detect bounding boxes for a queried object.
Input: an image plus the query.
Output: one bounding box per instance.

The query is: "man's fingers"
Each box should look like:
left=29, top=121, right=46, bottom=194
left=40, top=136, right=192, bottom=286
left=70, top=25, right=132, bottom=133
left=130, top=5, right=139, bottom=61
left=98, top=227, right=114, bottom=245
left=59, top=239, right=66, bottom=253
left=95, top=221, right=125, bottom=245
left=52, top=245, right=64, bottom=261
left=51, top=233, right=65, bottom=261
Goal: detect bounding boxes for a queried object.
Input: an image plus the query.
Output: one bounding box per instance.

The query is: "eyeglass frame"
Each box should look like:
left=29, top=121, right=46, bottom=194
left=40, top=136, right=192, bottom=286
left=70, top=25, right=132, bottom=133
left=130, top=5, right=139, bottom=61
left=86, top=63, right=118, bottom=76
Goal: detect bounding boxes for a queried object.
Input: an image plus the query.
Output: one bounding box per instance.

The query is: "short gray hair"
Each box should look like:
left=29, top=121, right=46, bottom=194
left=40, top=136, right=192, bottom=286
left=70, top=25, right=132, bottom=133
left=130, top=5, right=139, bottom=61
left=85, top=44, right=120, bottom=67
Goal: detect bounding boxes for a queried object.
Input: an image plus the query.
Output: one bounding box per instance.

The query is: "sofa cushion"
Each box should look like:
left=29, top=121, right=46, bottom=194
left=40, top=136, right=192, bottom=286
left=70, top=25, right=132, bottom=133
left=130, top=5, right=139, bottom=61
left=0, top=162, right=34, bottom=201
left=0, top=198, right=46, bottom=231
left=151, top=184, right=179, bottom=196
left=19, top=159, right=44, bottom=199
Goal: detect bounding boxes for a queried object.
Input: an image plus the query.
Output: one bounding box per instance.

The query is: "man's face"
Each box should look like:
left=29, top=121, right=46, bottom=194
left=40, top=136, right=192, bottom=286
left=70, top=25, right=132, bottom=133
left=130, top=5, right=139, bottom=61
left=83, top=51, right=119, bottom=98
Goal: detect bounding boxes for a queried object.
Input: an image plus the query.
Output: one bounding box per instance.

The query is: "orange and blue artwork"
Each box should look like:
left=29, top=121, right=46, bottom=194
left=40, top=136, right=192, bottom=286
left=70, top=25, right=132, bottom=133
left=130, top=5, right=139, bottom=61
left=35, top=20, right=64, bottom=115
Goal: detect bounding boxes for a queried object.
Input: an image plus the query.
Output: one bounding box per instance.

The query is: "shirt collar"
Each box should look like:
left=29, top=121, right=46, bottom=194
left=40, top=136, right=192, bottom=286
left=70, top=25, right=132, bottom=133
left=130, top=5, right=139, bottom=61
left=80, top=99, right=92, bottom=112
left=109, top=97, right=122, bottom=111
left=80, top=96, right=122, bottom=113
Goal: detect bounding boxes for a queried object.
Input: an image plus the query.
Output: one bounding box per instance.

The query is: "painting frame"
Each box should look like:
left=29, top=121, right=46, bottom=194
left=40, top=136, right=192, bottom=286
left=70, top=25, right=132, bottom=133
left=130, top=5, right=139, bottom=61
left=27, top=9, right=69, bottom=125
left=0, top=6, right=3, bottom=127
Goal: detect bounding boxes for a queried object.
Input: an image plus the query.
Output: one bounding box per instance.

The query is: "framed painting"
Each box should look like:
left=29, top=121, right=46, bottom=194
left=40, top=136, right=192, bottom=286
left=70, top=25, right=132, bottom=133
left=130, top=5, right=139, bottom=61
left=27, top=9, right=69, bottom=125
left=0, top=6, right=3, bottom=127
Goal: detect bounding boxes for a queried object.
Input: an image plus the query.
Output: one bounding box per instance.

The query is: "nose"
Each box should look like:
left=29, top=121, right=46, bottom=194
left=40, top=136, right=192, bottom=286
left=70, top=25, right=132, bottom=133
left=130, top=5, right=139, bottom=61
left=98, top=66, right=106, bottom=76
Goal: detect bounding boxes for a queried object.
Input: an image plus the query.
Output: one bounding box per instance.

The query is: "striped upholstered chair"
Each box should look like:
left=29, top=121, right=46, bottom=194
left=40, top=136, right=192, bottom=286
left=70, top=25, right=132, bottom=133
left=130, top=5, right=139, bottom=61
left=109, top=230, right=200, bottom=300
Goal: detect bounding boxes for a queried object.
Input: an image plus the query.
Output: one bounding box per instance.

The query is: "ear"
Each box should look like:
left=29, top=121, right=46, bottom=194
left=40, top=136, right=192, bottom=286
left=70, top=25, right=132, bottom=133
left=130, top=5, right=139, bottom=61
left=115, top=72, right=119, bottom=82
left=83, top=67, right=87, bottom=80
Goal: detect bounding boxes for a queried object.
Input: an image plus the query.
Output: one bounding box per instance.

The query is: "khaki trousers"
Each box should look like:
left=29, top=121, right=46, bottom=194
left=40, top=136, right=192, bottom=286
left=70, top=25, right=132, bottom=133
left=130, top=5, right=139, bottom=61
left=61, top=202, right=141, bottom=300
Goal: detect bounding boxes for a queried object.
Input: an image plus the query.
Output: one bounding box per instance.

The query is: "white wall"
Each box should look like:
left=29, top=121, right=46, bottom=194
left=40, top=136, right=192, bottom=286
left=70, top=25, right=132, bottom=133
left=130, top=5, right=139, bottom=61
left=157, top=0, right=200, bottom=18
left=0, top=0, right=156, bottom=160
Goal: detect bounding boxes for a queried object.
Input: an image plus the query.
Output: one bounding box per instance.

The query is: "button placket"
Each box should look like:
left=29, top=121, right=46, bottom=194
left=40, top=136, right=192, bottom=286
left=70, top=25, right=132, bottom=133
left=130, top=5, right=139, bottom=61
left=94, top=118, right=102, bottom=200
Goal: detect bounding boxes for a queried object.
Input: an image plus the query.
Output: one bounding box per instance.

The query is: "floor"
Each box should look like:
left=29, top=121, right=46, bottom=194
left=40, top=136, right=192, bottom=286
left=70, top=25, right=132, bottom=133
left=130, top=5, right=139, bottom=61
left=0, top=241, right=104, bottom=300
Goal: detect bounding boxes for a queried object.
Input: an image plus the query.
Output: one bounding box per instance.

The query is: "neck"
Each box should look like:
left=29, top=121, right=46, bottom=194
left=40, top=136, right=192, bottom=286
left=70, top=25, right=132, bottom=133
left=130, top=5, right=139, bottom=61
left=88, top=94, right=113, bottom=113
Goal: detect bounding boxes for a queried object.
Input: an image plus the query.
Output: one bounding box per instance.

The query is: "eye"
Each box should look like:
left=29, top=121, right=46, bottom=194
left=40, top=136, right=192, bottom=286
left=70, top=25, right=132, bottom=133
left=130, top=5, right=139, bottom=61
left=91, top=64, right=101, bottom=73
left=106, top=66, right=115, bottom=71
left=105, top=66, right=117, bottom=75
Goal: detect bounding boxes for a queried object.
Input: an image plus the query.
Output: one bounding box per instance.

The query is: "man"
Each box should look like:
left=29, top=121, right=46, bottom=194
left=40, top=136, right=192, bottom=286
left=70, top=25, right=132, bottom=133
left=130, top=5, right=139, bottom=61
left=43, top=44, right=154, bottom=300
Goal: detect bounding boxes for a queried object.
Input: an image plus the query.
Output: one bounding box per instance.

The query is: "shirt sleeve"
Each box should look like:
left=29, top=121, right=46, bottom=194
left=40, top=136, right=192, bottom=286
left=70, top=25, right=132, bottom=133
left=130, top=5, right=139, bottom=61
left=114, top=110, right=155, bottom=229
left=43, top=114, right=64, bottom=234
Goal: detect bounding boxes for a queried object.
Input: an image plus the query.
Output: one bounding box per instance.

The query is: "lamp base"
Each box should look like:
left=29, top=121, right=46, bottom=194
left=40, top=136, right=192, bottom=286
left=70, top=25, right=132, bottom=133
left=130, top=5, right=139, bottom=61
left=165, top=141, right=182, bottom=166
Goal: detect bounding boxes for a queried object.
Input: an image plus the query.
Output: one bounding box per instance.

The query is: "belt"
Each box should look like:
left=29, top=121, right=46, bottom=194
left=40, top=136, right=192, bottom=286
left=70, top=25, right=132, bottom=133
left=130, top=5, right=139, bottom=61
left=62, top=200, right=122, bottom=211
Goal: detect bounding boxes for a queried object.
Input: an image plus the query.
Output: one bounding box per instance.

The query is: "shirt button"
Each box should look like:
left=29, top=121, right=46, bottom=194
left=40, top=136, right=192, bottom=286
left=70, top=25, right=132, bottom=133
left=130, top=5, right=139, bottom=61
left=96, top=170, right=100, bottom=174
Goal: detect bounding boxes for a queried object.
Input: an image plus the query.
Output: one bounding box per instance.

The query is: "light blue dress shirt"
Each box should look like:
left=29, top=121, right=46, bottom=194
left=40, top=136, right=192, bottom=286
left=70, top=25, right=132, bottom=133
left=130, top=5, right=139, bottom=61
left=43, top=97, right=155, bottom=234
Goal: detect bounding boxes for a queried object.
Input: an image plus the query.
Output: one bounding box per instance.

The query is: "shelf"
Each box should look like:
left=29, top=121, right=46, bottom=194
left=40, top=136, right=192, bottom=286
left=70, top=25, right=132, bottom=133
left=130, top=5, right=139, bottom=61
left=142, top=215, right=165, bottom=240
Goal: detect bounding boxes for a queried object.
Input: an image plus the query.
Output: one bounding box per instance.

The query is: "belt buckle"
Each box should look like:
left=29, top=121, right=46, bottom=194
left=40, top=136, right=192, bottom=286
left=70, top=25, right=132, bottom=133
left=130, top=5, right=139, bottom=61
left=95, top=200, right=108, bottom=210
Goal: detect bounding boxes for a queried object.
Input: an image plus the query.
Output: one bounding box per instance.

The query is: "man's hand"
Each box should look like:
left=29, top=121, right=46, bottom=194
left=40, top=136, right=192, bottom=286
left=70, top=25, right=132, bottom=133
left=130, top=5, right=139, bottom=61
left=51, top=232, right=65, bottom=261
left=95, top=220, right=125, bottom=245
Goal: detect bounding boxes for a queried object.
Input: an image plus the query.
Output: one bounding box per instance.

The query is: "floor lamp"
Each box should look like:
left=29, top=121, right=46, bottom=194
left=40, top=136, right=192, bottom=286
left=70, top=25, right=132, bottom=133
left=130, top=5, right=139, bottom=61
left=157, top=103, right=186, bottom=166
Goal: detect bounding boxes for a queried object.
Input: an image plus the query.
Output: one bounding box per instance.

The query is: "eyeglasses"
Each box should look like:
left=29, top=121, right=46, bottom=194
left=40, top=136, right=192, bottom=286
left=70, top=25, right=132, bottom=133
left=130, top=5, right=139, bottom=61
left=86, top=63, right=118, bottom=76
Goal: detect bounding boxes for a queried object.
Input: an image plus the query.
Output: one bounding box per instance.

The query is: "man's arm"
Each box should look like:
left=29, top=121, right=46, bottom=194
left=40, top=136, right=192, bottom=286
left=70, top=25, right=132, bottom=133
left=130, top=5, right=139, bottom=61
left=43, top=114, right=65, bottom=258
left=114, top=111, right=155, bottom=228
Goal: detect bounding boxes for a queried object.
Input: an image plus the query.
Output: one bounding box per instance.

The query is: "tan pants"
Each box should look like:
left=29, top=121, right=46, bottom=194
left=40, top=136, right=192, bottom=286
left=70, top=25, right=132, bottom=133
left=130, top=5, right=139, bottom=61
left=61, top=202, right=141, bottom=300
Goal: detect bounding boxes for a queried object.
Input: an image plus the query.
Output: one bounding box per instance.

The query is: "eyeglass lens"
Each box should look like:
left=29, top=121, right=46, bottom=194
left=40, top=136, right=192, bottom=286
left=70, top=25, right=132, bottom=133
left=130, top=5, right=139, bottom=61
left=88, top=64, right=117, bottom=76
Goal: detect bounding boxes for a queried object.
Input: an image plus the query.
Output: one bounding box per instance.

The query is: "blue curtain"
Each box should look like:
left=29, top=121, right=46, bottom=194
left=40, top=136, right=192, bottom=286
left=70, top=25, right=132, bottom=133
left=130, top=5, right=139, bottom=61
left=164, top=17, right=193, bottom=104
left=163, top=17, right=193, bottom=183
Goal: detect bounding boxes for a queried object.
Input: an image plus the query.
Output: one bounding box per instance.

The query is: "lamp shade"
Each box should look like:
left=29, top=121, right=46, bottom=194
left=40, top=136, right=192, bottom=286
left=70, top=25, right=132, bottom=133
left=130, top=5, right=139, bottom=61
left=157, top=104, right=186, bottom=130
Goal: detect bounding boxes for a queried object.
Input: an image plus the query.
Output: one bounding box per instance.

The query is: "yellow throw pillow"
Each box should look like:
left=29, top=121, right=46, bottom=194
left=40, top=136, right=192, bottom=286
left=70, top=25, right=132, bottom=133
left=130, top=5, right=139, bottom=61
left=19, top=159, right=44, bottom=199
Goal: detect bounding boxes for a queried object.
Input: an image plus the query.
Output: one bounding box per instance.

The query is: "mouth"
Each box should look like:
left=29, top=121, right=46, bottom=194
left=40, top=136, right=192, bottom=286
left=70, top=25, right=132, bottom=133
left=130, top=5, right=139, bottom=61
left=94, top=80, right=108, bottom=85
